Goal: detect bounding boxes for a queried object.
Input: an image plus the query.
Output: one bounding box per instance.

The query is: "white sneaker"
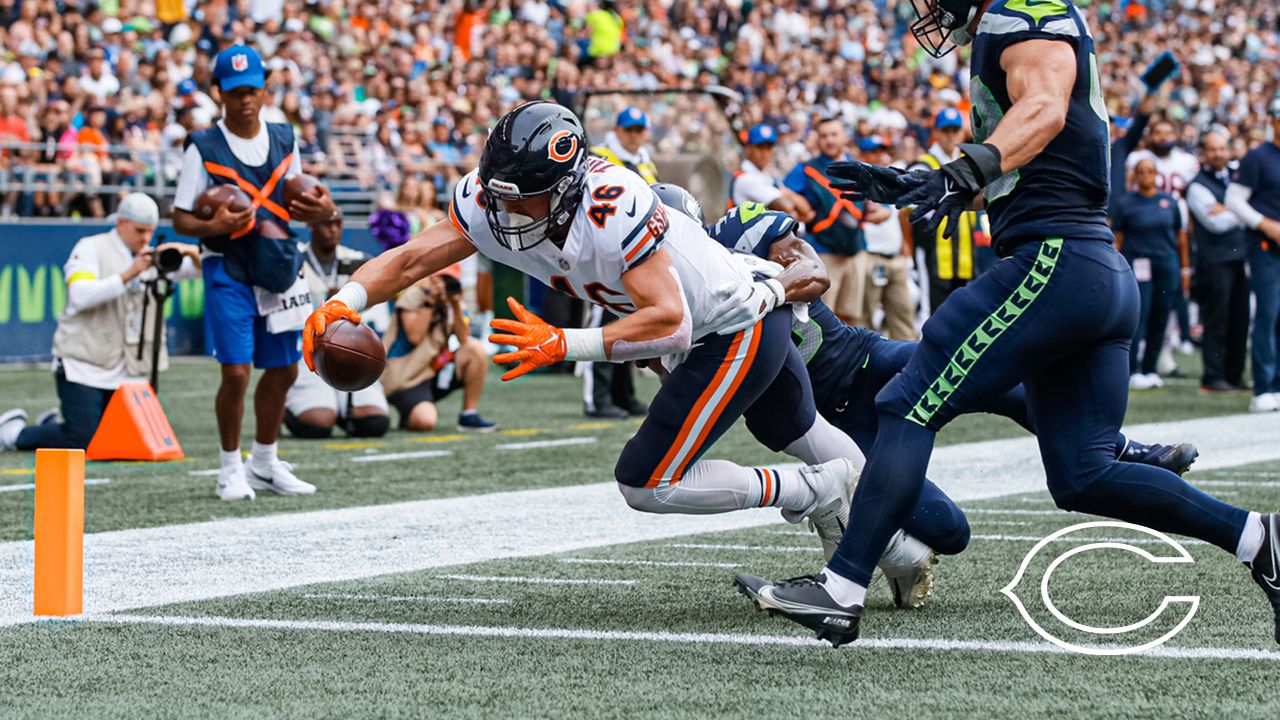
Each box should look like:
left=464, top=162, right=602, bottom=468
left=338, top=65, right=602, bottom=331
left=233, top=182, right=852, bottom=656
left=1129, top=374, right=1156, bottom=390
left=1179, top=340, right=1195, bottom=355
left=1146, top=372, right=1165, bottom=388
left=877, top=530, right=938, bottom=609
left=0, top=409, right=27, bottom=451
left=216, top=463, right=255, bottom=501
left=1250, top=393, right=1280, bottom=413
left=782, top=458, right=859, bottom=561
left=244, top=455, right=316, bottom=495
left=1157, top=347, right=1178, bottom=375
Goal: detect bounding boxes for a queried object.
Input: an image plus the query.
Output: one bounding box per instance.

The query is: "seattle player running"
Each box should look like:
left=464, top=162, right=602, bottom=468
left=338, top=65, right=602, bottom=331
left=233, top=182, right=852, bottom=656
left=303, top=101, right=865, bottom=560
left=727, top=0, right=1280, bottom=647
left=659, top=188, right=1198, bottom=608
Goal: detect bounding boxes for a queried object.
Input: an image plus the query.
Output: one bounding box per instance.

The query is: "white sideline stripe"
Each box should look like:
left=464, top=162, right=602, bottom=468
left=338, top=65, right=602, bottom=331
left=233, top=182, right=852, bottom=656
left=85, top=614, right=1280, bottom=662
left=435, top=574, right=635, bottom=586
left=560, top=558, right=742, bottom=569
left=0, top=411, right=1274, bottom=626
left=0, top=478, right=109, bottom=493
left=301, top=593, right=511, bottom=605
left=351, top=450, right=453, bottom=463
left=188, top=469, right=221, bottom=477
left=495, top=437, right=597, bottom=451
left=970, top=534, right=1209, bottom=546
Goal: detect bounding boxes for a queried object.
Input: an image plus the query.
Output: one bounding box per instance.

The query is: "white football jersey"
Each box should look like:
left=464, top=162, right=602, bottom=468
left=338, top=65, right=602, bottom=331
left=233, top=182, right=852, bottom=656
left=449, top=159, right=751, bottom=341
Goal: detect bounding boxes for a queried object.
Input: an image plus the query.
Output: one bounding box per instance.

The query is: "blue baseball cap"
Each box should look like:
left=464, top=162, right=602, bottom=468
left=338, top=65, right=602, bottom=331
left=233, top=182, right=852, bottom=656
left=213, top=45, right=265, bottom=91
left=747, top=122, right=773, bottom=146
left=858, top=134, right=890, bottom=152
left=934, top=107, right=964, bottom=129
left=177, top=78, right=197, bottom=97
left=746, top=123, right=778, bottom=146
left=616, top=107, right=649, bottom=129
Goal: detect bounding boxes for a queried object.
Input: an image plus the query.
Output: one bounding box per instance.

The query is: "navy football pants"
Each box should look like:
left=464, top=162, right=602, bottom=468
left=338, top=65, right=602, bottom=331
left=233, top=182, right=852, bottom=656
left=829, top=238, right=1249, bottom=586
left=615, top=310, right=817, bottom=488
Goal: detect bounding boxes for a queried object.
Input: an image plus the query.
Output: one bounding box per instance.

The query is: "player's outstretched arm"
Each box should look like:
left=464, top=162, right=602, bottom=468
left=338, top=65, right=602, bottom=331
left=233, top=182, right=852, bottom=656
left=986, top=39, right=1077, bottom=173
left=303, top=219, right=476, bottom=371
left=767, top=234, right=830, bottom=304
left=607, top=248, right=692, bottom=360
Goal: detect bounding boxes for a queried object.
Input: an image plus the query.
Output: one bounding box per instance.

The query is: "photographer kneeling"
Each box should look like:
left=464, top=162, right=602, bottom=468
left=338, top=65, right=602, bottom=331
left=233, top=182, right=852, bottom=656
left=382, top=272, right=496, bottom=433
left=284, top=209, right=391, bottom=439
left=0, top=194, right=199, bottom=450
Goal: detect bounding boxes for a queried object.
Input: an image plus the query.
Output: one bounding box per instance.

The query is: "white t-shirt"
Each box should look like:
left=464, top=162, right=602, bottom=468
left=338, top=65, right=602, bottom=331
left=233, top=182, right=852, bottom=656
left=732, top=160, right=782, bottom=207
left=450, top=159, right=751, bottom=346
left=79, top=72, right=120, bottom=102
left=862, top=206, right=905, bottom=256
left=172, top=119, right=301, bottom=212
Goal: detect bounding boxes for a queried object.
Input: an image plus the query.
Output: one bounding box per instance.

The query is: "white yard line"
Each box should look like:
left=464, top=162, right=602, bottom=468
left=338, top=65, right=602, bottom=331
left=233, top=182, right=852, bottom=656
left=85, top=613, right=1280, bottom=662
left=0, top=412, right=1274, bottom=626
left=301, top=593, right=511, bottom=605
left=560, top=558, right=742, bottom=569
left=0, top=478, right=109, bottom=493
left=351, top=450, right=453, bottom=463
left=669, top=543, right=816, bottom=553
left=434, top=574, right=635, bottom=586
left=495, top=437, right=597, bottom=451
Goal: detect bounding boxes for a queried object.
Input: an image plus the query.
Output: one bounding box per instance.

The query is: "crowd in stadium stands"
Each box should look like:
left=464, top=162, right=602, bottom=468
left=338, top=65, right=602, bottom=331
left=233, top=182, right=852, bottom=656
left=1, top=0, right=1279, bottom=402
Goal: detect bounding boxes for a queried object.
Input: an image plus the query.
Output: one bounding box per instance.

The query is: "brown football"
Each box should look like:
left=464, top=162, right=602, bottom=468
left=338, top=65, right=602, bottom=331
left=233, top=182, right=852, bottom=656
left=193, top=185, right=252, bottom=220
left=313, top=318, right=386, bottom=392
left=284, top=173, right=324, bottom=210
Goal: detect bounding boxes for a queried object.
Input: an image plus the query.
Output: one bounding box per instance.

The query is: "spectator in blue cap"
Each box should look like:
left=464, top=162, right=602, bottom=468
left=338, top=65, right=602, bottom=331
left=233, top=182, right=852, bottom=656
left=592, top=106, right=659, bottom=184
left=170, top=44, right=337, bottom=501
left=905, top=107, right=986, bottom=315
left=730, top=123, right=813, bottom=222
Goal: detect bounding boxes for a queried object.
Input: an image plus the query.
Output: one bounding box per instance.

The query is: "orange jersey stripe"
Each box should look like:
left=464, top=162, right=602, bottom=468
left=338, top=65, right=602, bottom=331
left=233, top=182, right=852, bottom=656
left=647, top=330, right=747, bottom=488
left=668, top=320, right=763, bottom=481
left=624, top=231, right=655, bottom=264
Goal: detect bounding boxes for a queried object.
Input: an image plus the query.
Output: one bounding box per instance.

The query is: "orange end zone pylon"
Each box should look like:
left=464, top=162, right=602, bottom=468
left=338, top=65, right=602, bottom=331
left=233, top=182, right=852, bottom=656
left=34, top=449, right=84, bottom=617
left=85, top=382, right=185, bottom=462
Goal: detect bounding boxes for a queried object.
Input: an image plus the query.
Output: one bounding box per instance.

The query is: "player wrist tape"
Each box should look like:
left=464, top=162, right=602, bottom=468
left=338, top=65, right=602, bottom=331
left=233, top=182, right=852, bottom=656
left=332, top=282, right=368, bottom=313
left=562, top=327, right=607, bottom=362
left=764, top=278, right=786, bottom=310
left=956, top=143, right=1003, bottom=188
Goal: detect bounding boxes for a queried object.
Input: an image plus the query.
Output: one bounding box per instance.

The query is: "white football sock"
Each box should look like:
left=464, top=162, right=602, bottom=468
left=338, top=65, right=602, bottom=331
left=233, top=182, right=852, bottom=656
left=783, top=414, right=866, bottom=471
left=1237, top=511, right=1265, bottom=562
left=219, top=449, right=241, bottom=471
left=251, top=442, right=277, bottom=475
left=819, top=567, right=867, bottom=607
left=619, top=459, right=768, bottom=514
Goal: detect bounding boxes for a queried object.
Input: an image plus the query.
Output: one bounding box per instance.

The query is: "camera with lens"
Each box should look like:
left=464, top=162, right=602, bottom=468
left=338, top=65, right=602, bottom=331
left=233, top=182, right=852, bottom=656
left=154, top=246, right=184, bottom=276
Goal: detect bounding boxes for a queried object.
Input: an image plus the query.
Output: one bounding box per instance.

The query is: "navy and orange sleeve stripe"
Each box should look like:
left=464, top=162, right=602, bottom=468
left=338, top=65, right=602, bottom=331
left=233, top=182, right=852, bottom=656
left=620, top=198, right=667, bottom=271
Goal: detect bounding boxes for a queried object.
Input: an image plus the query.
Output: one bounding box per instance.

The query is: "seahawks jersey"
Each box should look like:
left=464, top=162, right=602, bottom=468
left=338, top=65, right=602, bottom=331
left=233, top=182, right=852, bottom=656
left=969, top=0, right=1113, bottom=253
left=706, top=203, right=879, bottom=408
left=450, top=159, right=752, bottom=342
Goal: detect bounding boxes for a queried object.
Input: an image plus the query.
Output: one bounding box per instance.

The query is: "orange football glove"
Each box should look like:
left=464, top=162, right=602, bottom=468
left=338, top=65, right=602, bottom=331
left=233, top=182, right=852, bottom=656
left=302, top=300, right=362, bottom=372
left=488, top=297, right=567, bottom=382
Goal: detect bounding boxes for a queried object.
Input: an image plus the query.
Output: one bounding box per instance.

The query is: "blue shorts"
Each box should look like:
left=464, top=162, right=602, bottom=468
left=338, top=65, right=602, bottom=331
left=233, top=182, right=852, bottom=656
left=203, top=256, right=302, bottom=369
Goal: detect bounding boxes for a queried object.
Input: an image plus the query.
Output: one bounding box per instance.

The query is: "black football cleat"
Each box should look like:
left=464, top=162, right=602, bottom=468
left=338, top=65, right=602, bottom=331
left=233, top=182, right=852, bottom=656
left=1247, top=513, right=1280, bottom=644
left=734, top=572, right=862, bottom=647
left=1122, top=441, right=1199, bottom=476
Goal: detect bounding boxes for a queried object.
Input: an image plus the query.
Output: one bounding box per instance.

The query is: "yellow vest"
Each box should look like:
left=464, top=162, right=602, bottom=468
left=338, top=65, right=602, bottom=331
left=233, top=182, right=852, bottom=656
left=591, top=146, right=659, bottom=184
left=916, top=153, right=976, bottom=280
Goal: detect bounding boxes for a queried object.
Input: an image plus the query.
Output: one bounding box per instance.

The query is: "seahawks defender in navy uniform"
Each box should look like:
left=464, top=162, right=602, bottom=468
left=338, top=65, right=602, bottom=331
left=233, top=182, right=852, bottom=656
left=726, top=0, right=1280, bottom=647
left=659, top=188, right=1198, bottom=606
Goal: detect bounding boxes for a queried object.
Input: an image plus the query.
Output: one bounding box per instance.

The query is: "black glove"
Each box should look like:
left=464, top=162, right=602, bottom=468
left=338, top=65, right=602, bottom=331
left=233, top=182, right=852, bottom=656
left=899, top=143, right=1003, bottom=241
left=825, top=161, right=910, bottom=204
